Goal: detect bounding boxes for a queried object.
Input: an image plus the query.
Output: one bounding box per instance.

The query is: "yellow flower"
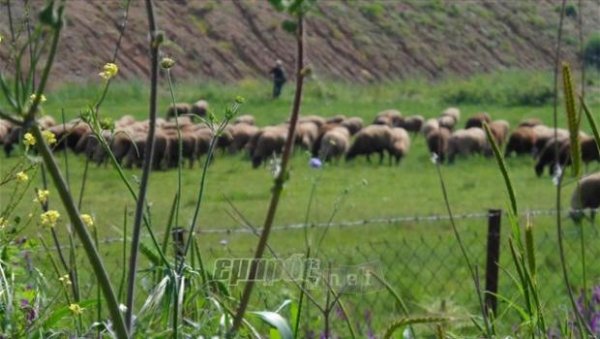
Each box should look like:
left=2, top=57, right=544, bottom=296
left=16, top=171, right=29, bottom=183
left=80, top=214, right=94, bottom=228
left=23, top=133, right=36, bottom=147
left=59, top=274, right=72, bottom=285
left=42, top=130, right=57, bottom=145
left=0, top=217, right=7, bottom=229
left=160, top=57, right=175, bottom=69
left=99, top=62, right=119, bottom=80
left=29, top=93, right=47, bottom=104
left=40, top=210, right=60, bottom=228
left=34, top=190, right=50, bottom=204
left=68, top=303, right=84, bottom=315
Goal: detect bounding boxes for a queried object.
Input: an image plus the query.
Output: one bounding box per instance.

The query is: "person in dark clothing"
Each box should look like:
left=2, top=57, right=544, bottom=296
left=269, top=60, right=286, bottom=99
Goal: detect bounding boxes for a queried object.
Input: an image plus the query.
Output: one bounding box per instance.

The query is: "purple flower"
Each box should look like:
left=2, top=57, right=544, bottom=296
left=309, top=158, right=322, bottom=169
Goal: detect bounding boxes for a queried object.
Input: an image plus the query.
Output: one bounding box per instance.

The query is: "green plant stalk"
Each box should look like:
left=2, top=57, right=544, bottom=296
left=125, top=0, right=161, bottom=330
left=369, top=270, right=415, bottom=337
left=293, top=248, right=311, bottom=339
left=562, top=64, right=581, bottom=177
left=229, top=13, right=306, bottom=336
left=483, top=123, right=517, bottom=215
left=580, top=99, right=600, bottom=155
left=30, top=126, right=128, bottom=338
left=119, top=206, right=128, bottom=301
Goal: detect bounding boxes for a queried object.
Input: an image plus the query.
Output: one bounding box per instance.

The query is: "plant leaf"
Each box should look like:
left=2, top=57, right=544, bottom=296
left=251, top=311, right=293, bottom=339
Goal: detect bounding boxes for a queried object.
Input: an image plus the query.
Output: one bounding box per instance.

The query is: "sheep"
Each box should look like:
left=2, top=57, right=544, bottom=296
left=340, top=117, right=364, bottom=135
left=116, top=115, right=136, bottom=128
left=398, top=115, right=424, bottom=134
left=164, top=128, right=199, bottom=168
left=437, top=115, right=457, bottom=131
left=191, top=100, right=209, bottom=118
left=447, top=128, right=491, bottom=163
left=166, top=102, right=192, bottom=120
left=570, top=172, right=600, bottom=221
left=326, top=114, right=347, bottom=124
left=311, top=122, right=342, bottom=158
left=465, top=112, right=492, bottom=129
left=227, top=123, right=259, bottom=154
left=539, top=136, right=599, bottom=175
left=123, top=129, right=170, bottom=170
left=426, top=127, right=451, bottom=163
left=532, top=125, right=569, bottom=155
left=373, top=109, right=402, bottom=127
left=421, top=118, right=439, bottom=137
left=533, top=135, right=569, bottom=177
left=389, top=127, right=411, bottom=164
left=250, top=126, right=287, bottom=168
left=318, top=126, right=351, bottom=163
left=0, top=120, right=11, bottom=145
left=233, top=114, right=255, bottom=126
left=3, top=126, right=22, bottom=157
left=297, top=115, right=326, bottom=128
left=441, top=107, right=460, bottom=123
left=581, top=136, right=600, bottom=169
left=37, top=115, right=56, bottom=129
left=504, top=126, right=537, bottom=157
left=346, top=125, right=393, bottom=164
left=295, top=121, right=319, bottom=151
left=518, top=118, right=543, bottom=128
left=488, top=120, right=510, bottom=146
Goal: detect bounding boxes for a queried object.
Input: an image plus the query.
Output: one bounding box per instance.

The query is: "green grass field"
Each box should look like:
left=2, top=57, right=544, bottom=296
left=1, top=70, right=599, bottom=335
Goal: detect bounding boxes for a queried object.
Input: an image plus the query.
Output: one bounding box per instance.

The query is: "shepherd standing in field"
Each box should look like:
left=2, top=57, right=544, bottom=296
left=269, top=59, right=287, bottom=99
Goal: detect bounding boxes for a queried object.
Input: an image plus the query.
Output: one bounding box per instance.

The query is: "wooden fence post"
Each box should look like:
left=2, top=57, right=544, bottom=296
left=484, top=208, right=502, bottom=315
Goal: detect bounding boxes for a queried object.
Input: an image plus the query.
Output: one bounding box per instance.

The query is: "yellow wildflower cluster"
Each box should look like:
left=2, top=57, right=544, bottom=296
left=68, top=304, right=84, bottom=315
left=0, top=217, right=7, bottom=229
left=99, top=63, right=119, bottom=80
left=80, top=214, right=94, bottom=228
left=34, top=190, right=50, bottom=204
left=29, top=93, right=47, bottom=104
left=59, top=274, right=71, bottom=285
left=16, top=171, right=29, bottom=183
left=42, top=130, right=57, bottom=145
left=40, top=210, right=60, bottom=228
left=23, top=133, right=36, bottom=147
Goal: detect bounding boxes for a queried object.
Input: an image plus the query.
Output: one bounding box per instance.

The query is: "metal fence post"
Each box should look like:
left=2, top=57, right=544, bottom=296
left=485, top=209, right=501, bottom=315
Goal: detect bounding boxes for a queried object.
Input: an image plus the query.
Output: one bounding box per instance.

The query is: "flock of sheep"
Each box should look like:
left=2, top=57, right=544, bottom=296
left=0, top=103, right=598, bottom=215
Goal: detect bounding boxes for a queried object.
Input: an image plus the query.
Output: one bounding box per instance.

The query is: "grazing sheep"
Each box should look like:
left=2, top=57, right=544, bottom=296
left=298, top=115, right=326, bottom=128
left=3, top=126, right=22, bottom=157
left=532, top=125, right=569, bottom=155
left=123, top=130, right=170, bottom=170
left=441, top=107, right=460, bottom=122
left=340, top=117, right=364, bottom=135
left=533, top=135, right=569, bottom=177
left=326, top=114, right=347, bottom=124
left=447, top=128, right=491, bottom=163
left=504, top=126, right=537, bottom=157
left=488, top=120, right=510, bottom=146
left=346, top=125, right=393, bottom=164
left=518, top=118, right=543, bottom=128
left=164, top=129, right=199, bottom=168
left=37, top=115, right=56, bottom=129
left=421, top=118, right=440, bottom=137
left=191, top=100, right=209, bottom=118
left=373, top=109, right=402, bottom=127
left=109, top=129, right=135, bottom=165
left=389, top=127, right=411, bottom=164
left=437, top=115, right=457, bottom=131
left=399, top=115, right=424, bottom=134
left=581, top=136, right=600, bottom=168
left=465, top=112, right=492, bottom=129
left=426, top=127, right=451, bottom=163
left=250, top=126, right=287, bottom=168
left=295, top=121, right=319, bottom=151
left=318, top=126, right=351, bottom=163
left=233, top=114, right=255, bottom=126
left=311, top=122, right=342, bottom=157
left=0, top=120, right=12, bottom=145
left=570, top=172, right=600, bottom=221
left=228, top=123, right=259, bottom=154
left=116, top=115, right=136, bottom=128
left=166, top=103, right=192, bottom=120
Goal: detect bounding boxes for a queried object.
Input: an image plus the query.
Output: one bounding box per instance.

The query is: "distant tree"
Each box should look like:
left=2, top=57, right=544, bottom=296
left=583, top=33, right=600, bottom=69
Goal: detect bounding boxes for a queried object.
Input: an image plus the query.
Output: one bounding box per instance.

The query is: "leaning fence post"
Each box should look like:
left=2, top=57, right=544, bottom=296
left=484, top=208, right=502, bottom=315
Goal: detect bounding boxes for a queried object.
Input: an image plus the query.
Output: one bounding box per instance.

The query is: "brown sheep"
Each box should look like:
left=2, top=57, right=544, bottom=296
left=3, top=126, right=22, bottom=156
left=421, top=118, right=440, bottom=137
left=581, top=137, right=600, bottom=168
left=116, top=115, right=137, bottom=128
left=37, top=115, right=56, bottom=129
left=191, top=100, right=209, bottom=118
left=389, top=127, right=411, bottom=165
left=318, top=126, right=351, bottom=163
left=123, top=129, right=170, bottom=170
left=311, top=122, right=342, bottom=158
left=488, top=120, right=510, bottom=146
left=504, top=126, right=537, bottom=157
left=298, top=115, right=326, bottom=128
left=447, top=128, right=491, bottom=163
left=340, top=117, right=364, bottom=135
left=295, top=121, right=319, bottom=151
left=166, top=103, right=192, bottom=120
left=518, top=118, right=543, bottom=128
left=570, top=172, right=600, bottom=221
left=250, top=126, right=287, bottom=168
left=0, top=119, right=13, bottom=145
left=326, top=114, right=347, bottom=124
left=533, top=135, right=569, bottom=177
left=373, top=109, right=402, bottom=127
left=441, top=107, right=460, bottom=123
left=346, top=125, right=393, bottom=164
left=532, top=125, right=569, bottom=155
left=228, top=123, right=260, bottom=154
left=437, top=115, right=457, bottom=131
left=465, top=112, right=492, bottom=129
left=234, top=114, right=255, bottom=126
left=426, top=127, right=451, bottom=163
left=164, top=128, right=199, bottom=168
left=398, top=115, right=424, bottom=134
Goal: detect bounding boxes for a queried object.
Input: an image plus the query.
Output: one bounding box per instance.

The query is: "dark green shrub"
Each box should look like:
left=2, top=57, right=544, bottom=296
left=583, top=33, right=600, bottom=69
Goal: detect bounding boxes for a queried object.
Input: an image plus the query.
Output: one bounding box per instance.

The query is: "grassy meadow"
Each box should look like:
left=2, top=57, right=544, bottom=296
left=1, top=69, right=600, bottom=335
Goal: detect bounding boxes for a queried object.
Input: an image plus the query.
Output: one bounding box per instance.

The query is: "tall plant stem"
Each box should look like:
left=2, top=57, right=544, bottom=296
left=125, top=0, right=160, bottom=331
left=31, top=126, right=128, bottom=338
left=229, top=13, right=305, bottom=336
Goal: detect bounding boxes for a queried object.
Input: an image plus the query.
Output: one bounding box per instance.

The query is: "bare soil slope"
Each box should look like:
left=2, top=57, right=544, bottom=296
left=1, top=0, right=598, bottom=83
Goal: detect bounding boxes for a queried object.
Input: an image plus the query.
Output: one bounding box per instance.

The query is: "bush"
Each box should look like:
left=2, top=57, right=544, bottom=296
left=583, top=33, right=600, bottom=69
